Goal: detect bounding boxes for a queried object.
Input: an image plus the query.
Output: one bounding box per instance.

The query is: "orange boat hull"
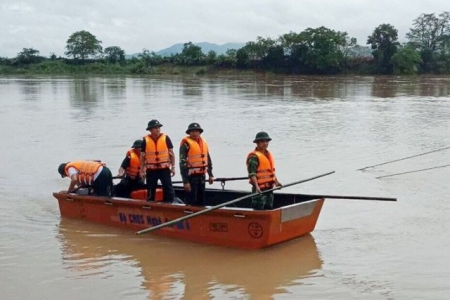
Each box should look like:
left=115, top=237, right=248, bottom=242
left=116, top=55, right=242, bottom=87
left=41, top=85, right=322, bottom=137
left=52, top=192, right=324, bottom=249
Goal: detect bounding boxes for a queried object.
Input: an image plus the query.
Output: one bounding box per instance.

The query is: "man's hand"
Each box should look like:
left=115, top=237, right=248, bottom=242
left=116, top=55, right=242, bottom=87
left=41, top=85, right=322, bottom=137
left=183, top=182, right=191, bottom=192
left=208, top=176, right=214, bottom=185
left=170, top=167, right=175, bottom=177
left=69, top=186, right=80, bottom=193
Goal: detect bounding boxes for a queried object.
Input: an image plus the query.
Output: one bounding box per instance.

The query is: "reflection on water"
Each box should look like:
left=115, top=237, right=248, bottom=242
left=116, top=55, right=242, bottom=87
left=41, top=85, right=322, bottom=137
left=69, top=78, right=101, bottom=108
left=57, top=219, right=322, bottom=299
left=104, top=77, right=127, bottom=99
left=18, top=79, right=41, bottom=101
left=181, top=77, right=203, bottom=97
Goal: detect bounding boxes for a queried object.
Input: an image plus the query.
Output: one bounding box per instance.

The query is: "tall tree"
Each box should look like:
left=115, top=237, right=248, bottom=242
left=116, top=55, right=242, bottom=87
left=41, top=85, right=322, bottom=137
left=407, top=12, right=450, bottom=53
left=15, top=48, right=43, bottom=64
left=138, top=49, right=162, bottom=67
left=263, top=45, right=285, bottom=70
left=236, top=48, right=250, bottom=68
left=206, top=50, right=217, bottom=64
left=65, top=30, right=103, bottom=60
left=301, top=26, right=348, bottom=74
left=341, top=37, right=358, bottom=57
left=179, top=42, right=204, bottom=65
left=104, top=46, right=125, bottom=64
left=406, top=12, right=450, bottom=72
left=367, top=24, right=399, bottom=74
left=215, top=49, right=237, bottom=68
left=242, top=37, right=277, bottom=61
left=391, top=46, right=421, bottom=74
left=278, top=31, right=303, bottom=56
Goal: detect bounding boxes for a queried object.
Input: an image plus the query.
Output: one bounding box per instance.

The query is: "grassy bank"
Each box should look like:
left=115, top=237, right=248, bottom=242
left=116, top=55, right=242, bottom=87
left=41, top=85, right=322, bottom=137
left=0, top=60, right=259, bottom=76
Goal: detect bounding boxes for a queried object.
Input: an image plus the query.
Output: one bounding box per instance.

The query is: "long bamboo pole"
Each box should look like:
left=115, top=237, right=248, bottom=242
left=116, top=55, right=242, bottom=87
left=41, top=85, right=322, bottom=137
left=376, top=163, right=450, bottom=179
left=357, top=146, right=450, bottom=171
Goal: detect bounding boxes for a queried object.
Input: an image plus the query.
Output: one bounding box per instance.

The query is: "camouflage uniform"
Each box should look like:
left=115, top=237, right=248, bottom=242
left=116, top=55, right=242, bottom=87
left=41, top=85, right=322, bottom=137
left=247, top=153, right=274, bottom=210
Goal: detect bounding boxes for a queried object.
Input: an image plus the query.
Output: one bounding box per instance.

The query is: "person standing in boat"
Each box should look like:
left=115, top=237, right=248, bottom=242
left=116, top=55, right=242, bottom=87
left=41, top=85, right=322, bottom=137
left=179, top=122, right=214, bottom=206
left=114, top=139, right=146, bottom=198
left=58, top=160, right=113, bottom=197
left=140, top=119, right=176, bottom=203
left=246, top=132, right=282, bottom=210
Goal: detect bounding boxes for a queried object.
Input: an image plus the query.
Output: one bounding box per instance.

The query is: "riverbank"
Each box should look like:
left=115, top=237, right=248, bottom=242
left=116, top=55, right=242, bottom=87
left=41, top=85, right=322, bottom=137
left=0, top=60, right=260, bottom=76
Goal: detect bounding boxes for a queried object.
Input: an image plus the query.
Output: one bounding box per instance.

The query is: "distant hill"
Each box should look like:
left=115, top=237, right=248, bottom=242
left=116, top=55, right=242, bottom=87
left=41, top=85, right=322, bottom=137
left=126, top=42, right=245, bottom=58
left=156, top=42, right=245, bottom=56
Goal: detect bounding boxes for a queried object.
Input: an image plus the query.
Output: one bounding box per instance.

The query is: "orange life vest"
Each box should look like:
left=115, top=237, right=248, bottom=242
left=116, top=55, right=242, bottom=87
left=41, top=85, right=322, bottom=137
left=125, top=149, right=141, bottom=179
left=144, top=134, right=170, bottom=170
left=65, top=161, right=104, bottom=185
left=181, top=136, right=209, bottom=175
left=130, top=188, right=164, bottom=202
left=247, top=150, right=276, bottom=189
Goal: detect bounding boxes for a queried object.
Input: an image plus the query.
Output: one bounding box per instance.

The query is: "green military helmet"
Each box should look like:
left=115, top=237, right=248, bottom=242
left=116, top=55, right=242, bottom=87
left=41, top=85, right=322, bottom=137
left=131, top=139, right=143, bottom=148
left=58, top=163, right=68, bottom=178
left=185, top=122, right=204, bottom=134
left=253, top=131, right=272, bottom=143
left=146, top=119, right=163, bottom=130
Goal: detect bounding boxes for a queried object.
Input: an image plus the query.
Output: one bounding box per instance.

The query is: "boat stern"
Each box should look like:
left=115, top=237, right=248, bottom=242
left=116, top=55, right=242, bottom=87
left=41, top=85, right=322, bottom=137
left=267, top=198, right=324, bottom=246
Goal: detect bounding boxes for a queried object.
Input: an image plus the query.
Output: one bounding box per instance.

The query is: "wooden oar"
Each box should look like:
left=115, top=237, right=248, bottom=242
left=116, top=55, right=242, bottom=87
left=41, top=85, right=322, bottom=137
left=135, top=170, right=335, bottom=235
left=376, top=163, right=450, bottom=179
left=357, top=146, right=450, bottom=171
left=302, top=194, right=396, bottom=201
left=172, top=176, right=248, bottom=184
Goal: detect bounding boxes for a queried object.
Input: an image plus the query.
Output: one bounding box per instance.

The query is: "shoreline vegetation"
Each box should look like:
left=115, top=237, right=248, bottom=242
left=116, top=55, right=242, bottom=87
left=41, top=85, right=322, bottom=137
left=2, top=12, right=450, bottom=76
left=0, top=60, right=257, bottom=76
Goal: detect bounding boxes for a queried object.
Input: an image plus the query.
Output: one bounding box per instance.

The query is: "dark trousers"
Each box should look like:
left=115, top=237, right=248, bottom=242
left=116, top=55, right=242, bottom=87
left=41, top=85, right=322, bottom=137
left=93, top=167, right=113, bottom=197
left=146, top=168, right=175, bottom=202
left=185, top=175, right=206, bottom=206
left=114, top=176, right=146, bottom=198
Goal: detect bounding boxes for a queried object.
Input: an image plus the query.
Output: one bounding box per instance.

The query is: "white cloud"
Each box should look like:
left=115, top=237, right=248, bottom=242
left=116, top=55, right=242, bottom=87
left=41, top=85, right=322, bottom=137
left=3, top=2, right=34, bottom=12
left=0, top=0, right=448, bottom=58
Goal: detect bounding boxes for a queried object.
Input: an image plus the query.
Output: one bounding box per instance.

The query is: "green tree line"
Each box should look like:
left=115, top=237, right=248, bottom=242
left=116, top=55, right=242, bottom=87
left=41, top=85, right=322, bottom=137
left=1, top=12, right=450, bottom=75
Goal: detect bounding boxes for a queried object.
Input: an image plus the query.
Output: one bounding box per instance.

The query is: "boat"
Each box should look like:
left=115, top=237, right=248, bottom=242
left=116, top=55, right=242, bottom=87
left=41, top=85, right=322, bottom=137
left=53, top=186, right=324, bottom=250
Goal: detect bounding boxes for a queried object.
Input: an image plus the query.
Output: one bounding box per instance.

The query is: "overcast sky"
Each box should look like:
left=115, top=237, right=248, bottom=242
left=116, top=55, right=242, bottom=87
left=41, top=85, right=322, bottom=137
left=1, top=0, right=448, bottom=58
